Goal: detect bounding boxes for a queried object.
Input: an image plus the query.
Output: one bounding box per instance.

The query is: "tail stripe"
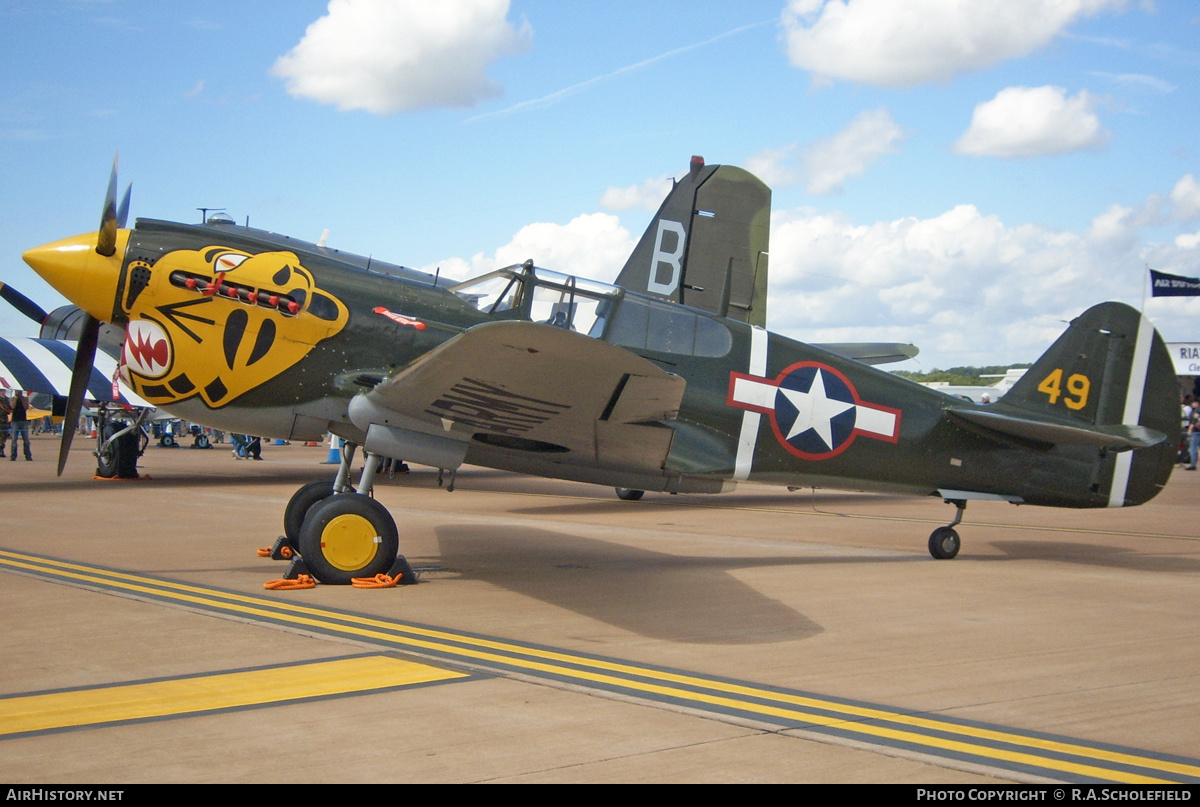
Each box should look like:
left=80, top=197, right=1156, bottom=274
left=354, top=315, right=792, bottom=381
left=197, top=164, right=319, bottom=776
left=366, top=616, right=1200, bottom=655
left=1107, top=314, right=1154, bottom=508
left=733, top=326, right=768, bottom=481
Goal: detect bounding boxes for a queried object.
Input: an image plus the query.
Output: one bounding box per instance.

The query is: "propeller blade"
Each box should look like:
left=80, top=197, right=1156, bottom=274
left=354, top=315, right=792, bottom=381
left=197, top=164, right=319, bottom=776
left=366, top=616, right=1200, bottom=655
left=0, top=281, right=48, bottom=324
left=116, top=182, right=132, bottom=228
left=57, top=313, right=100, bottom=476
left=96, top=155, right=119, bottom=257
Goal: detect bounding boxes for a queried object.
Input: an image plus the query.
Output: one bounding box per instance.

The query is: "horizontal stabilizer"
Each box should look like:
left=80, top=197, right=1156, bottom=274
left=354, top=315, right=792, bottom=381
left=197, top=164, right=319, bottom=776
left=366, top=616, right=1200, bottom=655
left=948, top=407, right=1166, bottom=450
left=815, top=342, right=918, bottom=366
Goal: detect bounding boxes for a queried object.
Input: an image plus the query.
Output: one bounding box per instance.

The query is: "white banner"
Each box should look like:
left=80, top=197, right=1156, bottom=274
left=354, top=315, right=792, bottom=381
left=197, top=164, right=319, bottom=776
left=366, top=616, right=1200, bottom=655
left=1165, top=343, right=1200, bottom=375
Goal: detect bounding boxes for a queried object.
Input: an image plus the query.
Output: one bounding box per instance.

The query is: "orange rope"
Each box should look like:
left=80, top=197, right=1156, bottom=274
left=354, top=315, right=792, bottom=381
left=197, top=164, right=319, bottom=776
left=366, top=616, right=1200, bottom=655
left=351, top=573, right=402, bottom=589
left=256, top=545, right=294, bottom=559
left=263, top=574, right=316, bottom=590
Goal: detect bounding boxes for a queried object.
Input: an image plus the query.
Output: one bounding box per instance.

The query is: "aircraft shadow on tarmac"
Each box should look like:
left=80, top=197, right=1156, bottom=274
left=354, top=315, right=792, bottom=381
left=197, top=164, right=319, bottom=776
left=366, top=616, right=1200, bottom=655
left=503, top=494, right=1200, bottom=576
left=431, top=524, right=888, bottom=645
left=984, top=540, right=1200, bottom=573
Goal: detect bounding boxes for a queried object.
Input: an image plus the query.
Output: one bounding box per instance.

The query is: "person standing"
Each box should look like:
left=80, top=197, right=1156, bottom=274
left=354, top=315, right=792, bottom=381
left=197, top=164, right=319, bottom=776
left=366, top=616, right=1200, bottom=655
left=0, top=392, right=10, bottom=456
left=1188, top=408, right=1200, bottom=471
left=9, top=391, right=32, bottom=461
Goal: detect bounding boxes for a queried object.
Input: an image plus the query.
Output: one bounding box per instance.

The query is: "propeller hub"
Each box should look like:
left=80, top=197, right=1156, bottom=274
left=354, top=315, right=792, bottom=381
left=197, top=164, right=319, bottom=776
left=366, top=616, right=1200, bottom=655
left=22, top=230, right=129, bottom=323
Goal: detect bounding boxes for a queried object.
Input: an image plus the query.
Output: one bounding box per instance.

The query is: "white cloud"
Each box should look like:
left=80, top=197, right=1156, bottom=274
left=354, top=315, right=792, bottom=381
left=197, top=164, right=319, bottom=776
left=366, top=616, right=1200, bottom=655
left=765, top=181, right=1200, bottom=367
left=1091, top=71, right=1176, bottom=94
left=1169, top=175, right=1200, bottom=221
left=599, top=175, right=673, bottom=212
left=427, top=213, right=633, bottom=284
left=746, top=108, right=902, bottom=195
left=954, top=86, right=1109, bottom=157
left=744, top=145, right=802, bottom=189
left=270, top=0, right=531, bottom=114
left=1175, top=231, right=1200, bottom=250
left=802, top=107, right=903, bottom=194
left=781, top=0, right=1128, bottom=87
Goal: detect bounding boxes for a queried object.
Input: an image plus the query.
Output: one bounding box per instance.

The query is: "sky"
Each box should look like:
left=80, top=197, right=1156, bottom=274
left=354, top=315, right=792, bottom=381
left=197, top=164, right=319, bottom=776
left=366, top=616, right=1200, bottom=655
left=2, top=0, right=1199, bottom=371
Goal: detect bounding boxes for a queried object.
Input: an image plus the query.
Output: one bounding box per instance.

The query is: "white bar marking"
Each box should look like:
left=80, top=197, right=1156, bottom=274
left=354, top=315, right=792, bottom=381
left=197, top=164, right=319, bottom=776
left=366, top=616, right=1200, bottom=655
left=854, top=405, right=897, bottom=439
left=731, top=375, right=776, bottom=409
left=733, top=327, right=768, bottom=481
left=1108, top=314, right=1154, bottom=508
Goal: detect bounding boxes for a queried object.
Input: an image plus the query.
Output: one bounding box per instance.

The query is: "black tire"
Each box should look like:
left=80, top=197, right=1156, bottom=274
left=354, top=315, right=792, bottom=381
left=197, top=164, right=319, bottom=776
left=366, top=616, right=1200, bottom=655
left=297, top=493, right=399, bottom=585
left=615, top=487, right=644, bottom=501
left=96, top=428, right=118, bottom=479
left=928, top=527, right=961, bottom=559
left=194, top=434, right=211, bottom=449
left=283, top=480, right=336, bottom=546
left=96, top=423, right=139, bottom=479
left=160, top=433, right=175, bottom=448
left=96, top=447, right=117, bottom=478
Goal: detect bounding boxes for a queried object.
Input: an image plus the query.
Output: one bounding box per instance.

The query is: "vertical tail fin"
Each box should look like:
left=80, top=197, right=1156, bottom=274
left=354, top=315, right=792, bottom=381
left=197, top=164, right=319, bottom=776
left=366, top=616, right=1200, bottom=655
left=614, top=157, right=770, bottom=327
left=1001, top=302, right=1178, bottom=506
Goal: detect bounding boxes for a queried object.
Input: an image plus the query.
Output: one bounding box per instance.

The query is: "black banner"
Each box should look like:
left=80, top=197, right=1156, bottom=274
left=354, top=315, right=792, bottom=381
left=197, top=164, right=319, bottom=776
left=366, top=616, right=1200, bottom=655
left=1150, top=268, right=1200, bottom=296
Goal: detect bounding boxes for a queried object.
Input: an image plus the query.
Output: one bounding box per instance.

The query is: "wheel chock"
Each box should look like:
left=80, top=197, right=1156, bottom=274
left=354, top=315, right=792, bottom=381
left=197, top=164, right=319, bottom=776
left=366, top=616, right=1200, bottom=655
left=389, top=554, right=419, bottom=585
left=269, top=535, right=296, bottom=561
left=283, top=556, right=310, bottom=580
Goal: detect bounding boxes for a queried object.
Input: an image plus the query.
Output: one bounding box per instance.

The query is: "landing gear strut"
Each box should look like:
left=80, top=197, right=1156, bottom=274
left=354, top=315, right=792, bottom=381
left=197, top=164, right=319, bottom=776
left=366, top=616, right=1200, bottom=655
left=278, top=441, right=414, bottom=585
left=929, top=499, right=965, bottom=559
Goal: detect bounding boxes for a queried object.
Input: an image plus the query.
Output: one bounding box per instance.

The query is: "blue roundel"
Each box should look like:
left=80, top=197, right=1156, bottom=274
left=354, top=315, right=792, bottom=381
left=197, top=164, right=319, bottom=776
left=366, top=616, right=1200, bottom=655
left=773, top=366, right=858, bottom=455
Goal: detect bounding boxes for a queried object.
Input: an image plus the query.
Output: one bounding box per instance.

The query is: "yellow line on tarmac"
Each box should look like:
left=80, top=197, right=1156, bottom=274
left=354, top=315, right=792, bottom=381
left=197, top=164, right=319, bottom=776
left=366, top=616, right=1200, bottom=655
left=0, top=656, right=467, bottom=737
left=3, top=549, right=1196, bottom=783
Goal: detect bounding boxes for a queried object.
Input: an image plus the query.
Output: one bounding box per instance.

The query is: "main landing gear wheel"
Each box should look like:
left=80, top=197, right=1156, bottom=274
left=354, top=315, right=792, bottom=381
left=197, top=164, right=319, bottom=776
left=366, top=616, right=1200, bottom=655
left=928, top=526, right=961, bottom=559
left=283, top=480, right=337, bottom=547
left=615, top=487, right=644, bottom=501
left=297, top=493, right=399, bottom=585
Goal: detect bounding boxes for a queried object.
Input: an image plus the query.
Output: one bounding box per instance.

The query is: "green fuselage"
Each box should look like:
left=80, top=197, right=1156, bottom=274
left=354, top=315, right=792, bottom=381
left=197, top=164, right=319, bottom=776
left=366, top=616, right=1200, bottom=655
left=107, top=219, right=1178, bottom=510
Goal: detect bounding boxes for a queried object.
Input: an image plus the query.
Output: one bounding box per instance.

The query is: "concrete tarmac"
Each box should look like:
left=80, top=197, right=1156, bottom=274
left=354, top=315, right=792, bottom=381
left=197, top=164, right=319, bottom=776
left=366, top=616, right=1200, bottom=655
left=2, top=434, right=1199, bottom=783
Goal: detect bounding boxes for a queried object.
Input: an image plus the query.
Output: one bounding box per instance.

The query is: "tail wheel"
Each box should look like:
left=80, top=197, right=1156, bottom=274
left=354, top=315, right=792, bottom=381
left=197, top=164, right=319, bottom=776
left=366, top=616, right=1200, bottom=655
left=928, top=527, right=961, bottom=559
left=298, top=493, right=398, bottom=585
left=283, top=480, right=336, bottom=547
left=615, top=488, right=644, bottom=501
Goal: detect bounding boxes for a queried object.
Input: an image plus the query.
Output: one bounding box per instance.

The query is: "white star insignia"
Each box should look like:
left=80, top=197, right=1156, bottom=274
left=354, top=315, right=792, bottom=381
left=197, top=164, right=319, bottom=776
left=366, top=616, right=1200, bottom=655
left=778, top=369, right=854, bottom=450
left=727, top=362, right=902, bottom=460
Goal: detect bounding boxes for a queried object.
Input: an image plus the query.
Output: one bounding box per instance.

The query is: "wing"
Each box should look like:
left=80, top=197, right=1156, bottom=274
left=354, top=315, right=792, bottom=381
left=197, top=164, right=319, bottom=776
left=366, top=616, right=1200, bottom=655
left=0, top=336, right=149, bottom=407
left=349, top=321, right=685, bottom=472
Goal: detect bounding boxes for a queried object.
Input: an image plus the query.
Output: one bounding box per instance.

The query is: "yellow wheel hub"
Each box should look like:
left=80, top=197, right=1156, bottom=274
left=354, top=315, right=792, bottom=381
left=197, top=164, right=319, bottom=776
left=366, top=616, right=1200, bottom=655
left=320, top=514, right=380, bottom=571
